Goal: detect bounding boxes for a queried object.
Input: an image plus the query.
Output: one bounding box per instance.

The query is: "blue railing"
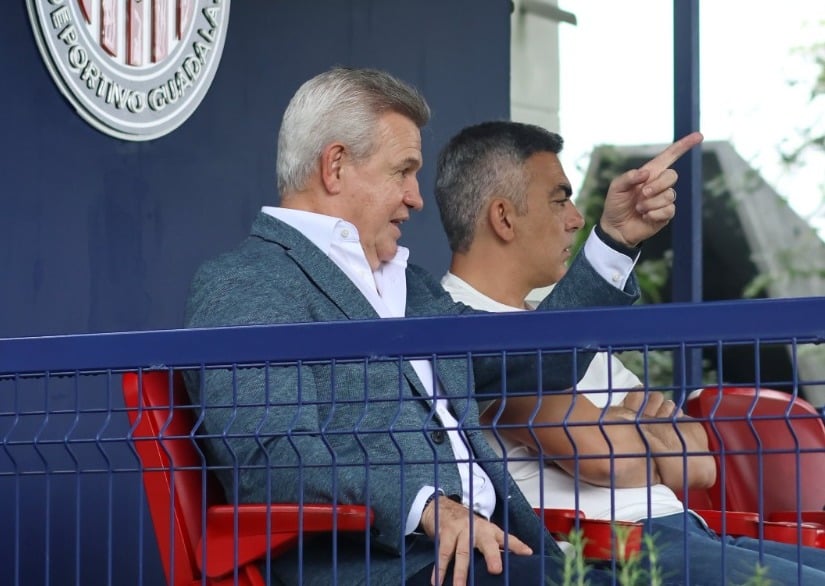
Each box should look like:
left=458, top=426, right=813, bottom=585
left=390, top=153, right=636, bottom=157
left=3, top=296, right=825, bottom=374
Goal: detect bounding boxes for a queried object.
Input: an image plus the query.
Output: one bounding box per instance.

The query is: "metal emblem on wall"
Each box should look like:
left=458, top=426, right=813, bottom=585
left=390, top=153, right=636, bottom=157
left=26, top=0, right=231, bottom=141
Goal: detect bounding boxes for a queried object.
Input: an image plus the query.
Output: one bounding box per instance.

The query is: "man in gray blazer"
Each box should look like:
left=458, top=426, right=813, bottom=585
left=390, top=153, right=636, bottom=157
left=184, top=67, right=699, bottom=585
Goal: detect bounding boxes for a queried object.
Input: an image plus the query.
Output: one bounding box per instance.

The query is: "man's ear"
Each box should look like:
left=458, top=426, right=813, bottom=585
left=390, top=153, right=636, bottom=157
left=487, top=198, right=517, bottom=243
left=320, top=143, right=346, bottom=194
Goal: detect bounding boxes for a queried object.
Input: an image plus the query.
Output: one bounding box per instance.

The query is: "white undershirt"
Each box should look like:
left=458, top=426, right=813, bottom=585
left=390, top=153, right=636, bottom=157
left=441, top=272, right=686, bottom=522
left=262, top=206, right=496, bottom=535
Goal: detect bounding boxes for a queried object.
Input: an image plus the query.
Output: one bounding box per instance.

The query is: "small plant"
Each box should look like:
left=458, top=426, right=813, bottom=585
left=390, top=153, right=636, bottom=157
left=641, top=533, right=664, bottom=586
left=556, top=524, right=663, bottom=586
left=560, top=528, right=590, bottom=586
left=614, top=525, right=647, bottom=586
left=737, top=563, right=773, bottom=586
left=555, top=524, right=774, bottom=585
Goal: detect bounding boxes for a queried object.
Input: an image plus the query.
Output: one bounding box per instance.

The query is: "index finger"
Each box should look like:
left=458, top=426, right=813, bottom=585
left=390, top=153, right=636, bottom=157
left=641, top=131, right=704, bottom=172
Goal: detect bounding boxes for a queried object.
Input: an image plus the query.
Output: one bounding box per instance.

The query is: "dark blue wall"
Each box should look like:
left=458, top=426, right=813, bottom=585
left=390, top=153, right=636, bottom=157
left=1, top=1, right=510, bottom=584
left=1, top=0, right=510, bottom=338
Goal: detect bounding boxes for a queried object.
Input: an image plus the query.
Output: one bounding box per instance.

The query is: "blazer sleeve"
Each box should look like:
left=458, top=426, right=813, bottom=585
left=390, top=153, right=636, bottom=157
left=477, top=250, right=639, bottom=395
left=408, top=250, right=639, bottom=396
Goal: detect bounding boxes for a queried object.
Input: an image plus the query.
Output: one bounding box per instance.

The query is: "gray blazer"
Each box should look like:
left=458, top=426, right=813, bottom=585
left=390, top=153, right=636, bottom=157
left=184, top=212, right=639, bottom=584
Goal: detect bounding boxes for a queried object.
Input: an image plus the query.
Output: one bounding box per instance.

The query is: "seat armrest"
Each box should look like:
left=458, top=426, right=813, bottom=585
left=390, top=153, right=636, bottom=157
left=695, top=510, right=825, bottom=548
left=536, top=508, right=585, bottom=538
left=578, top=519, right=642, bottom=562
left=199, top=503, right=374, bottom=579
left=692, top=510, right=760, bottom=538
left=763, top=521, right=825, bottom=549
left=535, top=508, right=642, bottom=562
left=770, top=511, right=825, bottom=527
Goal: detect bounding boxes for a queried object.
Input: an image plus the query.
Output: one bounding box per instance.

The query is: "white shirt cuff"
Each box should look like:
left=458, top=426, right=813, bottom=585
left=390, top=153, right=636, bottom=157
left=405, top=486, right=441, bottom=535
left=583, top=228, right=640, bottom=290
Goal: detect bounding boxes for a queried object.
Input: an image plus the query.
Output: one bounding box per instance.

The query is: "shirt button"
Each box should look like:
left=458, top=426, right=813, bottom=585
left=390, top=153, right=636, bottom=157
left=611, top=273, right=621, bottom=284
left=341, top=229, right=350, bottom=238
left=430, top=430, right=445, bottom=444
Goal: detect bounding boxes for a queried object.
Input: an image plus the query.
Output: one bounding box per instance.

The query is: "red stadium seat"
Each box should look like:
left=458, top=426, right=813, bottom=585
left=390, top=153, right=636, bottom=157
left=122, top=370, right=373, bottom=586
left=686, top=386, right=825, bottom=537
left=538, top=508, right=642, bottom=562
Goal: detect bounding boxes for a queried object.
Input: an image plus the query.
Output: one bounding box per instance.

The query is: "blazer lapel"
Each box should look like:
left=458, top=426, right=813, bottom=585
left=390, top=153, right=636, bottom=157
left=251, top=213, right=379, bottom=321
left=402, top=362, right=431, bottom=400
left=436, top=359, right=480, bottom=423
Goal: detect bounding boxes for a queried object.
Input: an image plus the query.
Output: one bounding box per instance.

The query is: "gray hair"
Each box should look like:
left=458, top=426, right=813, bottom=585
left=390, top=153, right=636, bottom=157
left=435, top=121, right=564, bottom=253
left=276, top=67, right=430, bottom=195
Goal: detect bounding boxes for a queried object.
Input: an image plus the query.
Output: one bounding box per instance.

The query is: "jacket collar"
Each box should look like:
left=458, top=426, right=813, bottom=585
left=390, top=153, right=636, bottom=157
left=251, top=212, right=380, bottom=321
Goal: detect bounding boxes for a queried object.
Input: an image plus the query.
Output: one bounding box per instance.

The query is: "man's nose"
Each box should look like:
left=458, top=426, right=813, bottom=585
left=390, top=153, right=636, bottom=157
left=404, top=178, right=424, bottom=211
left=568, top=204, right=585, bottom=231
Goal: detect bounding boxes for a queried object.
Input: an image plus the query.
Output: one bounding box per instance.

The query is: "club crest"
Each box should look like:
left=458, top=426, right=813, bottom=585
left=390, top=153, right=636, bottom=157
left=27, top=0, right=231, bottom=141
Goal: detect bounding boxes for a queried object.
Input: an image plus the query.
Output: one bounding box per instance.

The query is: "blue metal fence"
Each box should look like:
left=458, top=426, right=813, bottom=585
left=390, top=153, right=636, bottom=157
left=1, top=297, right=824, bottom=585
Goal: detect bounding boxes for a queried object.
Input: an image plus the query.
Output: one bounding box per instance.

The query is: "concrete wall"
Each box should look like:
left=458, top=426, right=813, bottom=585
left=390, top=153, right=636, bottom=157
left=510, top=0, right=567, bottom=132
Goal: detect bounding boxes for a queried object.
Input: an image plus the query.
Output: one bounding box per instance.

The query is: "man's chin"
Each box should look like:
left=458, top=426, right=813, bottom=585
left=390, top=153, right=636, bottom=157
left=377, top=243, right=400, bottom=264
left=553, top=267, right=568, bottom=283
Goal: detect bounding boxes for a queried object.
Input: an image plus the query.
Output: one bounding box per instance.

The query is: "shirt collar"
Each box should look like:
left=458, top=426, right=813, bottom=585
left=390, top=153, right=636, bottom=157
left=262, top=206, right=409, bottom=269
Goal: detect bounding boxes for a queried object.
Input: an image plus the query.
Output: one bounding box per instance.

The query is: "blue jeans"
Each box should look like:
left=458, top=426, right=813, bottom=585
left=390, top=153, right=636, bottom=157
left=645, top=511, right=825, bottom=585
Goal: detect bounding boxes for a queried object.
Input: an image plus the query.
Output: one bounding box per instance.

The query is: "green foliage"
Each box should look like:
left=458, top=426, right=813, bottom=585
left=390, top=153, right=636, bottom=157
left=781, top=36, right=825, bottom=165
left=613, top=525, right=649, bottom=586
left=737, top=563, right=773, bottom=586
left=634, top=252, right=672, bottom=305
left=558, top=525, right=770, bottom=586
left=641, top=533, right=664, bottom=586
left=558, top=525, right=663, bottom=586
left=560, top=529, right=590, bottom=586
left=779, top=30, right=825, bottom=233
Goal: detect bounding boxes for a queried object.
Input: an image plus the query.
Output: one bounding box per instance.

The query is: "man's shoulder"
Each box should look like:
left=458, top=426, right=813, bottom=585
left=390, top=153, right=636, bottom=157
left=195, top=234, right=289, bottom=282
left=405, top=262, right=434, bottom=281
left=184, top=235, right=305, bottom=328
left=405, top=264, right=464, bottom=316
left=193, top=212, right=323, bottom=285
left=405, top=263, right=444, bottom=295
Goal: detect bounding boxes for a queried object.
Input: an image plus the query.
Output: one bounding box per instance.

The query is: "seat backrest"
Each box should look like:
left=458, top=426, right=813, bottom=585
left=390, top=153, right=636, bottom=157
left=686, top=386, right=825, bottom=515
left=123, top=370, right=223, bottom=586
left=675, top=487, right=715, bottom=511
